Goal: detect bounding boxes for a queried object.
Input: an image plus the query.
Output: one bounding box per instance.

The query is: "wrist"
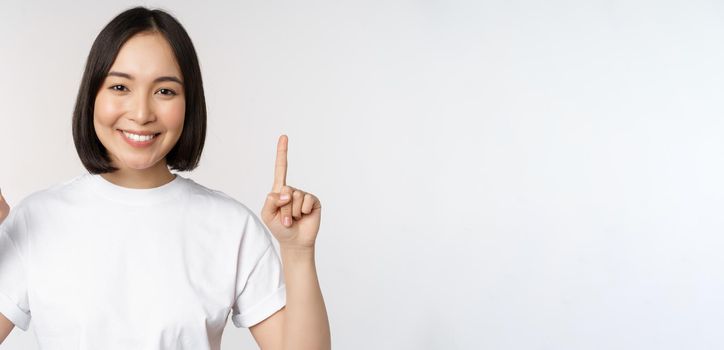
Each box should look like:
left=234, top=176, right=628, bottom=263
left=280, top=244, right=316, bottom=261
left=280, top=242, right=315, bottom=252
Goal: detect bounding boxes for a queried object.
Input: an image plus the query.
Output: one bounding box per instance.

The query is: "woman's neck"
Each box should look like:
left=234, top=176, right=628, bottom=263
left=99, top=161, right=176, bottom=189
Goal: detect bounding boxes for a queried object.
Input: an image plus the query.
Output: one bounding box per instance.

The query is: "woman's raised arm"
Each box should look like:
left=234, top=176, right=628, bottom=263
left=0, top=312, right=14, bottom=344
left=0, top=190, right=15, bottom=344
left=0, top=189, right=9, bottom=225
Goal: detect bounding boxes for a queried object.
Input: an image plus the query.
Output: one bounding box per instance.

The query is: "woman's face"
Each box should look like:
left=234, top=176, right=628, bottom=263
left=93, top=31, right=185, bottom=172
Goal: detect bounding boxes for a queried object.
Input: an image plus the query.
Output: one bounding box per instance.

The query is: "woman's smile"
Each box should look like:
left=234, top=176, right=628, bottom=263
left=91, top=31, right=186, bottom=178
left=117, top=129, right=162, bottom=148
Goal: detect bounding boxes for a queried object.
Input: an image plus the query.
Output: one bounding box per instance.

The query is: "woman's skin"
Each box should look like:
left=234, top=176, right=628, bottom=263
left=93, top=31, right=184, bottom=189
left=256, top=135, right=331, bottom=350
left=0, top=190, right=11, bottom=342
left=0, top=31, right=330, bottom=349
left=0, top=189, right=8, bottom=224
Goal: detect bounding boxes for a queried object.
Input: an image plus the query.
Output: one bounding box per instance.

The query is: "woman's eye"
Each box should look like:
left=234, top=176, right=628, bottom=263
left=108, top=85, right=176, bottom=96
left=110, top=84, right=127, bottom=92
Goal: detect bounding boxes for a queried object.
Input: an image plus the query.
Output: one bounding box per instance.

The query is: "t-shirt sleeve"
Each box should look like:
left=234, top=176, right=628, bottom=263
left=0, top=210, right=32, bottom=331
left=230, top=211, right=286, bottom=328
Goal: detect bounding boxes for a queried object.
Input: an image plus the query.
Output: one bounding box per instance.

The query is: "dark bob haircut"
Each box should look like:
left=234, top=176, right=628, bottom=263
left=72, top=6, right=206, bottom=173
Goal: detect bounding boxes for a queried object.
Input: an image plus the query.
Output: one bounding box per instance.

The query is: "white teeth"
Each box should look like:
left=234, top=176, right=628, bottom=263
left=122, top=131, right=156, bottom=142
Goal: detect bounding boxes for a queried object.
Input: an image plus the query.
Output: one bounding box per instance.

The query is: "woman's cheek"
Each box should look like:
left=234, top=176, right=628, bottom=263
left=94, top=92, right=124, bottom=123
left=162, top=99, right=185, bottom=131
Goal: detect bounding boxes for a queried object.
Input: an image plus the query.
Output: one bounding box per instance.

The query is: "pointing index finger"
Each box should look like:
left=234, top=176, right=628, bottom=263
left=273, top=134, right=288, bottom=192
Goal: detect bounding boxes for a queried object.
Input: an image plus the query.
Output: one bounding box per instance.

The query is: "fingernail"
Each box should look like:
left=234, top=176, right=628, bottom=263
left=284, top=217, right=291, bottom=226
left=280, top=194, right=290, bottom=201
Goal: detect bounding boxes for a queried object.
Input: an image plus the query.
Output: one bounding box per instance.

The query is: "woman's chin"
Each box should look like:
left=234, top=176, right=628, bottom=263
left=118, top=159, right=163, bottom=171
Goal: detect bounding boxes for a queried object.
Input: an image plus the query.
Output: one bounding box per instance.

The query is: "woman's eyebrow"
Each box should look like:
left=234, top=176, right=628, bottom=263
left=107, top=71, right=183, bottom=85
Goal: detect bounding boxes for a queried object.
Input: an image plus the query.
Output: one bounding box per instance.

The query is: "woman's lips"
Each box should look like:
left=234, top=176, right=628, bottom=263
left=118, top=129, right=160, bottom=148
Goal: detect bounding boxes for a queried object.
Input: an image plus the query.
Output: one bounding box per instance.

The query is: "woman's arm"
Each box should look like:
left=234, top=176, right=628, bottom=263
left=252, top=135, right=331, bottom=349
left=0, top=313, right=15, bottom=344
left=0, top=189, right=9, bottom=225
left=250, top=246, right=330, bottom=350
left=280, top=246, right=330, bottom=349
left=0, top=192, right=16, bottom=343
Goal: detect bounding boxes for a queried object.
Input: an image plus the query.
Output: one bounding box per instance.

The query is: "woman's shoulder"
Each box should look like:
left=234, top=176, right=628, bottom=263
left=177, top=175, right=256, bottom=217
left=1, top=173, right=88, bottom=232
left=11, top=173, right=88, bottom=210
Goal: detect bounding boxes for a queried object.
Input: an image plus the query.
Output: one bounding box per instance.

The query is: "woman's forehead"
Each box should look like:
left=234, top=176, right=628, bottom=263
left=109, top=32, right=182, bottom=79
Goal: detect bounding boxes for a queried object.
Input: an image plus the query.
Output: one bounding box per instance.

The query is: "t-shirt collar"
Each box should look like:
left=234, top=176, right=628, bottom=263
left=88, top=172, right=185, bottom=205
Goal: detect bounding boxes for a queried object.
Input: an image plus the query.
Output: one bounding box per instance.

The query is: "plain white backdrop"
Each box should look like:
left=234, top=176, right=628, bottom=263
left=1, top=0, right=723, bottom=349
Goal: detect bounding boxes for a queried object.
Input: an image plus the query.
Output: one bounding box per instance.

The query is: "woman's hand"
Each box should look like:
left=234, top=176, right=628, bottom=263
left=0, top=188, right=9, bottom=225
left=261, top=135, right=322, bottom=250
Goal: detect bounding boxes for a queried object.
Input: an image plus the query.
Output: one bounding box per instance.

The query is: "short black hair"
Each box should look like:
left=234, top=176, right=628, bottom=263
left=72, top=6, right=206, bottom=173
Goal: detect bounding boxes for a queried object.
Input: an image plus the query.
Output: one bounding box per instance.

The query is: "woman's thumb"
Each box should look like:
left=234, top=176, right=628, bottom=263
left=261, top=192, right=290, bottom=217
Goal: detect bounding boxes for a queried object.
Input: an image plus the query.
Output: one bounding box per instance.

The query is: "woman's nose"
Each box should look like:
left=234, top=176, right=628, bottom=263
left=129, top=95, right=156, bottom=124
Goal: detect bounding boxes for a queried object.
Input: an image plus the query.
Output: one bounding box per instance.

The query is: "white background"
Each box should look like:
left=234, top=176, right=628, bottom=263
left=1, top=0, right=723, bottom=349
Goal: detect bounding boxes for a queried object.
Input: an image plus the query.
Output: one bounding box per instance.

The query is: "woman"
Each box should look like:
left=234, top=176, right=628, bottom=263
left=0, top=6, right=330, bottom=350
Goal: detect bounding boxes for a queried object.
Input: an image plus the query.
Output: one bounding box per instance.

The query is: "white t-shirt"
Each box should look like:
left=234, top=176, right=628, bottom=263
left=0, top=172, right=286, bottom=349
